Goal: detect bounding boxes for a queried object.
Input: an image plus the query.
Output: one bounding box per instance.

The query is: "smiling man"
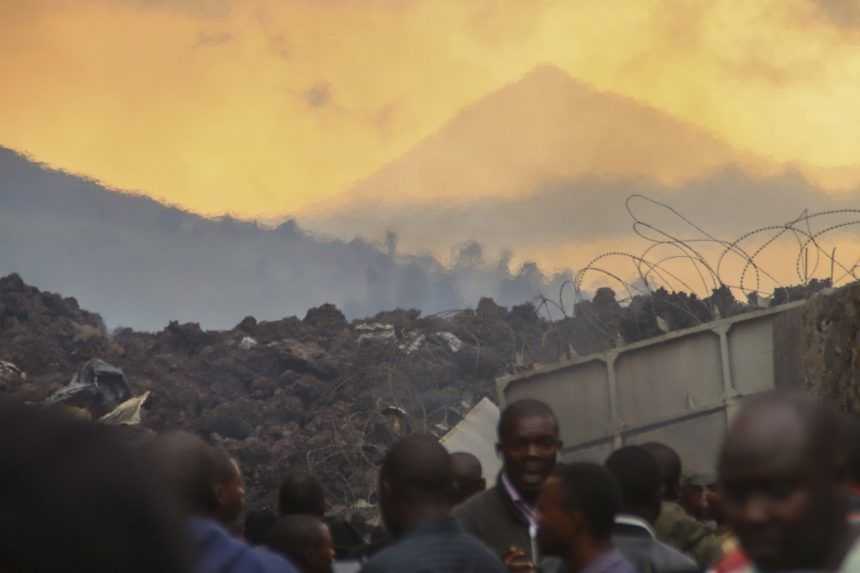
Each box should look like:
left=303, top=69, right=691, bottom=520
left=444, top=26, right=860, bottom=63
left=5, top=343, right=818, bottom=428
left=454, top=399, right=562, bottom=572
left=718, top=391, right=860, bottom=573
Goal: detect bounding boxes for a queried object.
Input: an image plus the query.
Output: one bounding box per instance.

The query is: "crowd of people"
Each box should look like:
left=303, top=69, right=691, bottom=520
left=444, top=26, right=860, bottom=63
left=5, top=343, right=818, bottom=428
left=2, top=389, right=860, bottom=572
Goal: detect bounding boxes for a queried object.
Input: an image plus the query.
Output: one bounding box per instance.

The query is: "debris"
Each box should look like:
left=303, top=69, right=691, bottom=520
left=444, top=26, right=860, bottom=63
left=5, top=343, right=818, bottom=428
left=381, top=405, right=410, bottom=435
left=399, top=333, right=426, bottom=354
left=99, top=391, right=150, bottom=425
left=0, top=360, right=25, bottom=382
left=352, top=499, right=374, bottom=510
left=0, top=273, right=818, bottom=518
left=435, top=331, right=463, bottom=353
left=44, top=359, right=131, bottom=417
left=355, top=322, right=396, bottom=344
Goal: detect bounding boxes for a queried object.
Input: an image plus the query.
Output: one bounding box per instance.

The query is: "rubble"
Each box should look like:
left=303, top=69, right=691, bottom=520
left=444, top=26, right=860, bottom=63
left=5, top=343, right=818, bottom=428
left=355, top=322, right=396, bottom=344
left=0, top=272, right=811, bottom=516
left=0, top=360, right=26, bottom=393
left=44, top=358, right=131, bottom=418
left=99, top=391, right=151, bottom=425
left=435, top=332, right=464, bottom=353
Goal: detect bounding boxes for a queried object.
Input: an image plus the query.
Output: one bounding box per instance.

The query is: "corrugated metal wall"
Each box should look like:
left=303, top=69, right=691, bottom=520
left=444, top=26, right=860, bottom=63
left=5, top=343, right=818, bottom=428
left=497, top=301, right=806, bottom=474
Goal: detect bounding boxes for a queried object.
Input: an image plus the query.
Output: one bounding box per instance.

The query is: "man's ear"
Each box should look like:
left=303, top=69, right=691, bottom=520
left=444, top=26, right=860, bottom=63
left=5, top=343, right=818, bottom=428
left=496, top=443, right=503, bottom=457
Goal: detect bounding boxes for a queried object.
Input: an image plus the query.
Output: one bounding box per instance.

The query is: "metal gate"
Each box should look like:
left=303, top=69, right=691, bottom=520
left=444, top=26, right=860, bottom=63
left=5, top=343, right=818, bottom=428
left=497, top=301, right=806, bottom=474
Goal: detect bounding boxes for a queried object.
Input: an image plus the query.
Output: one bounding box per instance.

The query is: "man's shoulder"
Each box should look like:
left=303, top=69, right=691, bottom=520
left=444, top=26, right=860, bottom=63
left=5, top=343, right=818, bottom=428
left=651, top=539, right=699, bottom=571
left=657, top=502, right=687, bottom=521
left=655, top=503, right=722, bottom=565
left=190, top=518, right=298, bottom=573
left=359, top=543, right=402, bottom=573
left=614, top=534, right=696, bottom=573
left=453, top=487, right=503, bottom=518
left=656, top=502, right=714, bottom=539
left=360, top=531, right=505, bottom=573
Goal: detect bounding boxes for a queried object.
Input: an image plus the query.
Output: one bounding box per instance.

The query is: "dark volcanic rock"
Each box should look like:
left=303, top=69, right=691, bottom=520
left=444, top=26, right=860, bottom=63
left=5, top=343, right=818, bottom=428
left=2, top=272, right=801, bottom=515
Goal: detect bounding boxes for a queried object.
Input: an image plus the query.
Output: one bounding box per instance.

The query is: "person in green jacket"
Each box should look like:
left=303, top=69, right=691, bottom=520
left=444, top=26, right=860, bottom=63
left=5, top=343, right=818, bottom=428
left=641, top=442, right=723, bottom=567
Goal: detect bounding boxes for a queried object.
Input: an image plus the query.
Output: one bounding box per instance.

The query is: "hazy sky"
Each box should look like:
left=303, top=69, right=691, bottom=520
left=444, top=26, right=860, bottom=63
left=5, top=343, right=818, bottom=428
left=4, top=0, right=860, bottom=223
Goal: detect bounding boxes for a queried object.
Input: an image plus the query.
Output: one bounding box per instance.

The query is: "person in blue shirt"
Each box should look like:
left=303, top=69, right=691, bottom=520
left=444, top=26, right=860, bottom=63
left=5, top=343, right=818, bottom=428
left=154, top=431, right=299, bottom=573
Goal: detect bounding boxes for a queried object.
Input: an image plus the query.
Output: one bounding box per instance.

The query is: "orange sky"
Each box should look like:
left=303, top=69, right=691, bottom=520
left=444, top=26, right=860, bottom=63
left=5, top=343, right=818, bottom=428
left=3, top=0, right=860, bottom=221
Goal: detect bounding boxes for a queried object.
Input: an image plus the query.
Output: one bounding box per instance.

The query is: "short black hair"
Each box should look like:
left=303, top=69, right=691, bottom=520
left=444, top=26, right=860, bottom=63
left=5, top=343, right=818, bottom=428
left=555, top=463, right=621, bottom=541
left=605, top=446, right=661, bottom=512
left=381, top=434, right=452, bottom=504
left=720, top=390, right=843, bottom=480
left=245, top=509, right=278, bottom=546
left=278, top=471, right=326, bottom=517
left=641, top=442, right=682, bottom=498
left=0, top=399, right=191, bottom=573
left=266, top=515, right=328, bottom=566
left=498, top=399, right=559, bottom=443
left=450, top=451, right=482, bottom=480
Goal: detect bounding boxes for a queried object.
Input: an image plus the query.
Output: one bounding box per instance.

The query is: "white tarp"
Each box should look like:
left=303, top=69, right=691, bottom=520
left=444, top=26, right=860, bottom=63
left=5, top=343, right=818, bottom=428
left=440, top=397, right=501, bottom=481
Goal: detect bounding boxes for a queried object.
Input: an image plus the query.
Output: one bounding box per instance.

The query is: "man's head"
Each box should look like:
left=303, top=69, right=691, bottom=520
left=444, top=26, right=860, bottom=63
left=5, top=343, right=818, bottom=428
left=0, top=399, right=191, bottom=573
left=245, top=509, right=278, bottom=546
left=267, top=515, right=335, bottom=573
left=215, top=454, right=246, bottom=528
left=151, top=431, right=223, bottom=518
left=379, top=434, right=452, bottom=538
left=605, top=445, right=662, bottom=524
left=641, top=442, right=682, bottom=502
left=537, top=463, right=621, bottom=563
left=497, top=399, right=561, bottom=503
left=450, top=451, right=486, bottom=506
left=681, top=474, right=716, bottom=522
left=278, top=471, right=325, bottom=517
left=718, top=391, right=846, bottom=572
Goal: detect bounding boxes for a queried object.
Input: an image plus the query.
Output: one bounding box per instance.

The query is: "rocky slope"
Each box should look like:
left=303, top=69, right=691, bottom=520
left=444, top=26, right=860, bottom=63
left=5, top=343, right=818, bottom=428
left=2, top=273, right=811, bottom=516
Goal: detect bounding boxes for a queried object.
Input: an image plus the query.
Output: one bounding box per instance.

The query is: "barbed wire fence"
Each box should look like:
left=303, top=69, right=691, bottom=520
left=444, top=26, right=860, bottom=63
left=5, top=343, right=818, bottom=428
left=544, top=194, right=860, bottom=320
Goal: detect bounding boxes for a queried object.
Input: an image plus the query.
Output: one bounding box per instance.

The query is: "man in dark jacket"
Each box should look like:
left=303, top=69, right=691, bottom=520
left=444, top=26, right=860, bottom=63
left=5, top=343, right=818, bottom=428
left=605, top=446, right=697, bottom=573
left=360, top=434, right=507, bottom=573
left=454, top=399, right=562, bottom=571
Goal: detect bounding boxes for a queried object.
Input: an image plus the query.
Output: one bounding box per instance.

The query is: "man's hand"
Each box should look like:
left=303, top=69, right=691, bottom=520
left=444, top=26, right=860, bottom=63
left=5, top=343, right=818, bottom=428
left=503, top=546, right=536, bottom=573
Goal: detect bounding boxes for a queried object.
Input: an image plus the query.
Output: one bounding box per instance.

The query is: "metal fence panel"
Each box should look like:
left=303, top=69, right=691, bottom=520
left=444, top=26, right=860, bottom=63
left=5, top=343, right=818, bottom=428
left=615, top=331, right=723, bottom=428
left=497, top=302, right=807, bottom=469
left=728, top=317, right=775, bottom=395
left=624, top=410, right=726, bottom=474
left=505, top=358, right=612, bottom=447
